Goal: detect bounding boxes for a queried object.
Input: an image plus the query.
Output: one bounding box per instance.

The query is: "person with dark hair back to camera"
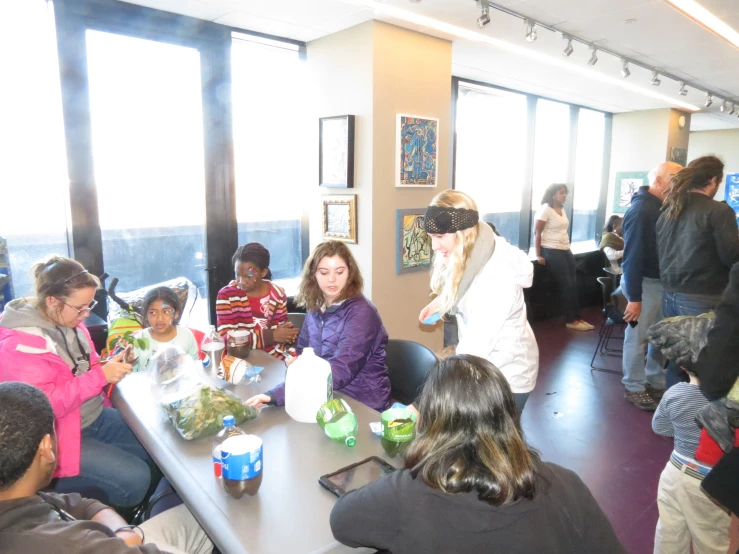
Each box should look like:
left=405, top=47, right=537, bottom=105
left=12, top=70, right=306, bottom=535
left=657, top=156, right=739, bottom=389
left=216, top=242, right=299, bottom=359
left=0, top=382, right=213, bottom=554
left=330, top=355, right=626, bottom=554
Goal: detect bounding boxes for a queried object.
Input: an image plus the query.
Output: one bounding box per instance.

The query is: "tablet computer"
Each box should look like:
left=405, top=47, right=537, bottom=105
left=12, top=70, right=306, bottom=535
left=319, top=456, right=396, bottom=497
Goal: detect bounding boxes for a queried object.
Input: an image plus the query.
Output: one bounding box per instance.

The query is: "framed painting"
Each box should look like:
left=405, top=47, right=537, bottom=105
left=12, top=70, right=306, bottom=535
left=396, top=209, right=432, bottom=274
left=319, top=115, right=355, bottom=188
left=670, top=147, right=688, bottom=167
left=612, top=171, right=649, bottom=214
left=396, top=114, right=439, bottom=187
left=322, top=195, right=357, bottom=244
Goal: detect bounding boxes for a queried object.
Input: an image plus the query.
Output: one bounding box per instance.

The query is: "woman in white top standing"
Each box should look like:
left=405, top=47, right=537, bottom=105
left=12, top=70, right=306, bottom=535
left=534, top=183, right=593, bottom=331
left=419, top=190, right=539, bottom=411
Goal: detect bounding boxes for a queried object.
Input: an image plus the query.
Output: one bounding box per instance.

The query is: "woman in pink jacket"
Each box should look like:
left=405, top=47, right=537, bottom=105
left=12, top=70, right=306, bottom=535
left=0, top=256, right=152, bottom=508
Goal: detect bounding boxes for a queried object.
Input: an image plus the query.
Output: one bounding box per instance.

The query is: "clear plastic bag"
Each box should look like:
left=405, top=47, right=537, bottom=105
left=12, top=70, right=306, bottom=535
left=148, top=346, right=257, bottom=440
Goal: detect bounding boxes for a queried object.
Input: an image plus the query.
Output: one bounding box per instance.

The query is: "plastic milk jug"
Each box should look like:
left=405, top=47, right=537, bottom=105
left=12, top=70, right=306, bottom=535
left=285, top=348, right=333, bottom=423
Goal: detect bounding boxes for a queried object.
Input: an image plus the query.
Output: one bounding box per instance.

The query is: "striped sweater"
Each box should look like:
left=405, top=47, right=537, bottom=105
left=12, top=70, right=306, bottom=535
left=652, top=382, right=708, bottom=458
left=216, top=280, right=291, bottom=359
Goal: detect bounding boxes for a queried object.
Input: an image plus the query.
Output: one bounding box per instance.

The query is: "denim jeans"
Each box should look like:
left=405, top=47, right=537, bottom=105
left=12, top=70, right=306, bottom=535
left=541, top=247, right=581, bottom=323
left=49, top=407, right=152, bottom=508
left=622, top=277, right=665, bottom=392
left=662, top=291, right=722, bottom=389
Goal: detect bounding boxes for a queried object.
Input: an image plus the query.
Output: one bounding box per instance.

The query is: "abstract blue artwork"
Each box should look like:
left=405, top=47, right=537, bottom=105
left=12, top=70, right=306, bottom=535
left=396, top=114, right=439, bottom=187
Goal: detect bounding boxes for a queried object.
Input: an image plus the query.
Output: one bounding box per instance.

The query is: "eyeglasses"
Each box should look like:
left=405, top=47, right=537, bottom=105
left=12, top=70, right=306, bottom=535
left=147, top=308, right=176, bottom=318
left=59, top=298, right=98, bottom=316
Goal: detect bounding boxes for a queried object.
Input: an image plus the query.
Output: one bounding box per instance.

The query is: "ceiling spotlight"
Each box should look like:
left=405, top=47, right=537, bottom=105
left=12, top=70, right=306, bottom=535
left=678, top=81, right=688, bottom=96
left=477, top=7, right=490, bottom=28
left=704, top=94, right=713, bottom=108
left=651, top=71, right=661, bottom=86
left=730, top=103, right=736, bottom=115
left=720, top=100, right=727, bottom=112
left=524, top=19, right=537, bottom=42
left=587, top=46, right=598, bottom=67
left=562, top=35, right=573, bottom=57
left=621, top=59, right=631, bottom=78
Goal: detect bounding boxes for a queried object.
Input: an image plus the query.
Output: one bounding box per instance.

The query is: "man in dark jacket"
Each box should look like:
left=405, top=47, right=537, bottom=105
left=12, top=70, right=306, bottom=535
left=0, top=382, right=212, bottom=554
left=620, top=161, right=682, bottom=410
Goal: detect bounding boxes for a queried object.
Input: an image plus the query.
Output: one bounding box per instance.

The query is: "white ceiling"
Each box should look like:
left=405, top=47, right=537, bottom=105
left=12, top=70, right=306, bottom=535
left=122, top=0, right=739, bottom=130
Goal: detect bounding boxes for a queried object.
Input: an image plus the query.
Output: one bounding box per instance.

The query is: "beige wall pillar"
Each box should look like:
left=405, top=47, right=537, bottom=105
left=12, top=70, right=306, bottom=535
left=308, top=21, right=452, bottom=350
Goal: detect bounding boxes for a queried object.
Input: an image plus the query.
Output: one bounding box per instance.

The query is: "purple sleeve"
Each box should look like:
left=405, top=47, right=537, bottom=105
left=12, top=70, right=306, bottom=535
left=324, top=302, right=382, bottom=391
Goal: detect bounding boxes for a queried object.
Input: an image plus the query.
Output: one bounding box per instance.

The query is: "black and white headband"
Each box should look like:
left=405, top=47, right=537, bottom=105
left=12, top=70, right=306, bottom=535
left=423, top=206, right=479, bottom=234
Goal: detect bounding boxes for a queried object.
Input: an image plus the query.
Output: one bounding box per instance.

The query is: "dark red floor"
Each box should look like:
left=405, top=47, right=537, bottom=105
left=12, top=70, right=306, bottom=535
left=523, top=306, right=673, bottom=554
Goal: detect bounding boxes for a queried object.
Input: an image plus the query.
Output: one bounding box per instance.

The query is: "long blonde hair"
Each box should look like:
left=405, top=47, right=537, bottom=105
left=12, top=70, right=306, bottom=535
left=428, top=190, right=480, bottom=315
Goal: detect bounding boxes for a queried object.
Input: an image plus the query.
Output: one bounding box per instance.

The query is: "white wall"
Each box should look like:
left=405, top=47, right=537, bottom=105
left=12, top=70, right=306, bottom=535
left=307, top=22, right=375, bottom=295
left=605, top=108, right=690, bottom=217
left=688, top=129, right=739, bottom=199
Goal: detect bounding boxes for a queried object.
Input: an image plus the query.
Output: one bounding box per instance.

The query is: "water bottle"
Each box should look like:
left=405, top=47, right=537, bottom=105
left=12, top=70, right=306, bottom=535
left=222, top=434, right=264, bottom=498
left=285, top=347, right=332, bottom=423
left=201, top=325, right=225, bottom=371
left=212, top=415, right=246, bottom=478
left=317, top=398, right=358, bottom=447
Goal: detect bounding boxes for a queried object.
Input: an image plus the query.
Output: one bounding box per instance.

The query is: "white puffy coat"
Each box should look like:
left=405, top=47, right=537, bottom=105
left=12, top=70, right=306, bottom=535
left=455, top=235, right=539, bottom=393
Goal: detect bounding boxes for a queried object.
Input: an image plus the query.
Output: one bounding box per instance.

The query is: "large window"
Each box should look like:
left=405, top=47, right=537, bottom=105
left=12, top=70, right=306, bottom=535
left=86, top=30, right=208, bottom=326
left=454, top=79, right=610, bottom=253
left=455, top=83, right=527, bottom=244
left=0, top=1, right=309, bottom=325
left=0, top=0, right=70, bottom=298
left=571, top=109, right=606, bottom=248
left=531, top=99, right=571, bottom=211
left=232, top=34, right=309, bottom=293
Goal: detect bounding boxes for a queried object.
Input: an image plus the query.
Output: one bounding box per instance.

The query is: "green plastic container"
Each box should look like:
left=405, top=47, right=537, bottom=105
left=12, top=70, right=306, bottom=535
left=380, top=407, right=417, bottom=458
left=317, top=398, right=358, bottom=447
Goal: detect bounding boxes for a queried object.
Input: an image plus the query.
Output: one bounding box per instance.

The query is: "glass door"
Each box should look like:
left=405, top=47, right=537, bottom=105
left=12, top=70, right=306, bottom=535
left=85, top=30, right=208, bottom=328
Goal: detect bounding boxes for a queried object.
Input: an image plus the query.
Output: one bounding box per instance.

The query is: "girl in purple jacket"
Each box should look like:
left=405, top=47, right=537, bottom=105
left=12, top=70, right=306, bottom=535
left=247, top=241, right=391, bottom=411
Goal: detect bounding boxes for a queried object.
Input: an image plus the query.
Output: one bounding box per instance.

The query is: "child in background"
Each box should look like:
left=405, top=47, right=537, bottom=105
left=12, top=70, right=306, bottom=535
left=132, top=286, right=199, bottom=372
left=216, top=243, right=299, bottom=360
left=652, top=368, right=731, bottom=554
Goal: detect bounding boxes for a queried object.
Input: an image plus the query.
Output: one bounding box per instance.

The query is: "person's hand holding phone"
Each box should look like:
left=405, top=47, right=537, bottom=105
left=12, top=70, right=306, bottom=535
left=623, top=301, right=642, bottom=324
left=102, top=351, right=133, bottom=384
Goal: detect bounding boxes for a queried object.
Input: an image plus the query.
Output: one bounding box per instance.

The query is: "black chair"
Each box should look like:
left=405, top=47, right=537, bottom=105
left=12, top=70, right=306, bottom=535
left=590, top=277, right=626, bottom=374
left=287, top=312, right=306, bottom=328
left=385, top=339, right=438, bottom=405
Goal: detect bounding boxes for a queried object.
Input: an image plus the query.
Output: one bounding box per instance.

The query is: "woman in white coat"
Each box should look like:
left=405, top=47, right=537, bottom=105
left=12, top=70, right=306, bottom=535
left=419, top=190, right=539, bottom=411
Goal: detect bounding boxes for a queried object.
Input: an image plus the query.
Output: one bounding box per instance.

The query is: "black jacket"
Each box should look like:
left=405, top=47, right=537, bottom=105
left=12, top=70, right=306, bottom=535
left=691, top=263, right=739, bottom=517
left=621, top=186, right=663, bottom=302
left=330, top=462, right=626, bottom=554
left=691, top=262, right=739, bottom=401
left=656, top=193, right=739, bottom=295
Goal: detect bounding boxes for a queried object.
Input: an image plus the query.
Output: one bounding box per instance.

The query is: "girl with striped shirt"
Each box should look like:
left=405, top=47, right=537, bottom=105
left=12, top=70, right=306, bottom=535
left=216, top=243, right=299, bottom=360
